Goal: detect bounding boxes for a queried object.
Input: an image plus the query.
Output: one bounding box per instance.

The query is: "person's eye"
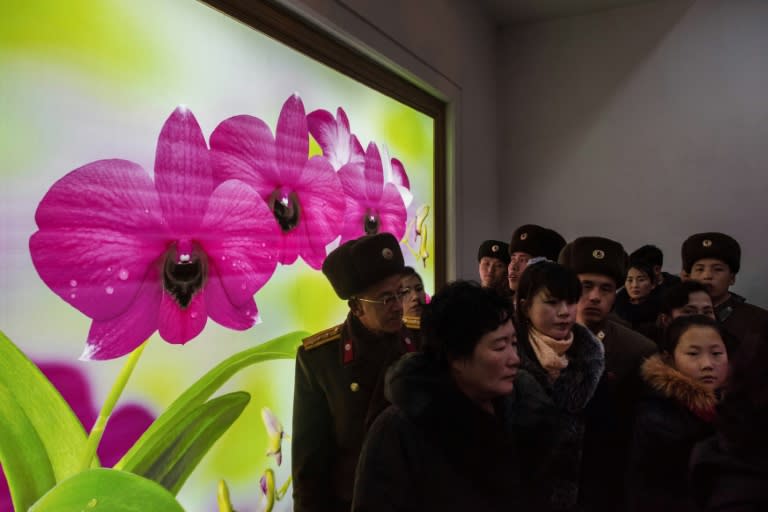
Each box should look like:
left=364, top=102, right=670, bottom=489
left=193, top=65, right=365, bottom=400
left=686, top=352, right=699, bottom=356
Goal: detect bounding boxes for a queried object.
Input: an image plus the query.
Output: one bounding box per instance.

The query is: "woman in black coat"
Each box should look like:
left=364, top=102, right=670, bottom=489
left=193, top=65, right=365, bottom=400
left=626, top=315, right=729, bottom=511
left=352, top=281, right=528, bottom=512
left=513, top=261, right=605, bottom=512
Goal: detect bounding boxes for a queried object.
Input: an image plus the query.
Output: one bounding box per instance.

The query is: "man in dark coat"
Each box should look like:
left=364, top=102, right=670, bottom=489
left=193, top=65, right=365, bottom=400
left=559, top=236, right=657, bottom=512
left=292, top=233, right=418, bottom=512
left=681, top=232, right=768, bottom=355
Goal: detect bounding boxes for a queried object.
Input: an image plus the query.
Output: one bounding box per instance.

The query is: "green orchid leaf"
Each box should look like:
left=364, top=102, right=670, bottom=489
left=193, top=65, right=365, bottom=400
left=123, top=391, right=250, bottom=495
left=28, top=468, right=185, bottom=512
left=0, top=331, right=89, bottom=510
left=114, top=330, right=306, bottom=474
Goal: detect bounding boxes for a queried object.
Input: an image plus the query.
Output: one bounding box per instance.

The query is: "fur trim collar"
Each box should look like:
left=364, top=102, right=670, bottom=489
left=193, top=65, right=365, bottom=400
left=641, top=354, right=717, bottom=421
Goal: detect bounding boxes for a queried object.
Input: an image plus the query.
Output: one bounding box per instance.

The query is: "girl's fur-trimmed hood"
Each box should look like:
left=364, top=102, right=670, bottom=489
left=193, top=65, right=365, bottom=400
left=641, top=354, right=717, bottom=420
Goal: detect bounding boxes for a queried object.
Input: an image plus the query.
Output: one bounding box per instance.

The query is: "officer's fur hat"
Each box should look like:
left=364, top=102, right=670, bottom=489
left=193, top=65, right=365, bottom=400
left=477, top=240, right=510, bottom=265
left=509, top=224, right=566, bottom=262
left=558, top=236, right=628, bottom=286
left=681, top=232, right=741, bottom=274
left=322, top=233, right=405, bottom=299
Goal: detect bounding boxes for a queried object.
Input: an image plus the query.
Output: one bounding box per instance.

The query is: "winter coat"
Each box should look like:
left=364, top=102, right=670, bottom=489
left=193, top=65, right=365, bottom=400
left=579, top=319, right=657, bottom=512
left=715, top=292, right=768, bottom=356
left=352, top=352, right=528, bottom=512
left=626, top=354, right=717, bottom=512
left=690, top=434, right=768, bottom=512
left=292, top=313, right=418, bottom=512
left=613, top=288, right=662, bottom=334
left=515, top=323, right=605, bottom=512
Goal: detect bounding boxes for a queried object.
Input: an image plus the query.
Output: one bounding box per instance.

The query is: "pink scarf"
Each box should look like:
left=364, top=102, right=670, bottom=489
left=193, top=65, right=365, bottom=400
left=529, top=326, right=574, bottom=382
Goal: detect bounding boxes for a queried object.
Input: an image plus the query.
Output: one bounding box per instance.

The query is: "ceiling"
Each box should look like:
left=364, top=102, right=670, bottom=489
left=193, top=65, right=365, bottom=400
left=476, top=0, right=657, bottom=26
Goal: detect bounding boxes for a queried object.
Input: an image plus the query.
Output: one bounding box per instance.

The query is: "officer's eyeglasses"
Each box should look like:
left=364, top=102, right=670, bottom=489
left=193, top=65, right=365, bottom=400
left=355, top=288, right=410, bottom=307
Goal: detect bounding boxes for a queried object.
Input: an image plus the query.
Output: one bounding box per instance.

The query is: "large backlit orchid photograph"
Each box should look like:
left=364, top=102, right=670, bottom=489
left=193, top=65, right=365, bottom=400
left=0, top=1, right=436, bottom=511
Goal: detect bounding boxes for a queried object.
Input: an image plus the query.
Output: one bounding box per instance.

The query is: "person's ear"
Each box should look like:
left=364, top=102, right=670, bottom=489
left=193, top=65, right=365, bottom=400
left=730, top=273, right=736, bottom=286
left=349, top=299, right=364, bottom=318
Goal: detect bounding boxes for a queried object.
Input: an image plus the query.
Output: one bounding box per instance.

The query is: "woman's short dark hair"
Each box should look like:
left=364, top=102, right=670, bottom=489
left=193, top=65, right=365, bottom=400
left=515, top=261, right=582, bottom=325
left=421, top=280, right=511, bottom=364
left=631, top=245, right=663, bottom=267
left=401, top=266, right=423, bottom=284
left=660, top=314, right=726, bottom=354
left=626, top=257, right=655, bottom=283
left=659, top=281, right=710, bottom=315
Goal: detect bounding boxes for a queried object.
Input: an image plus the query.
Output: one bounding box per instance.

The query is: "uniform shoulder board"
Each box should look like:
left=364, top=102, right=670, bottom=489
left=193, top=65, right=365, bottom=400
left=403, top=315, right=421, bottom=330
left=302, top=324, right=343, bottom=350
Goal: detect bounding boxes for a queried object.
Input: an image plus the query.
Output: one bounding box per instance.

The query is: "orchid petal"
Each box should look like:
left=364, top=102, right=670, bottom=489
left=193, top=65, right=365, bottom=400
left=294, top=156, right=345, bottom=268
left=363, top=142, right=384, bottom=201
left=210, top=115, right=279, bottom=196
left=154, top=106, right=213, bottom=233
left=98, top=404, right=155, bottom=468
left=200, top=180, right=279, bottom=306
left=205, top=268, right=259, bottom=330
left=37, top=362, right=97, bottom=430
left=275, top=94, right=309, bottom=186
left=84, top=271, right=162, bottom=360
left=338, top=199, right=369, bottom=244
left=377, top=183, right=408, bottom=240
left=389, top=157, right=411, bottom=190
left=158, top=290, right=207, bottom=344
left=30, top=160, right=166, bottom=321
left=261, top=407, right=282, bottom=437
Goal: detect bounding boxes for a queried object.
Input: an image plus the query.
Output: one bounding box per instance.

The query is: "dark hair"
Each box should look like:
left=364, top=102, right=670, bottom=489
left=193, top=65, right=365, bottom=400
left=626, top=255, right=655, bottom=283
left=515, top=261, right=582, bottom=325
left=631, top=245, right=663, bottom=267
left=659, top=281, right=710, bottom=315
left=660, top=314, right=726, bottom=354
left=401, top=266, right=423, bottom=285
left=421, top=280, right=511, bottom=364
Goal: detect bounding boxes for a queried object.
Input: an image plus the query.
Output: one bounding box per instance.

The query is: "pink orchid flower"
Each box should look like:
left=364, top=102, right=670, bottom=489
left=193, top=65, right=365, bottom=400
left=307, top=107, right=364, bottom=171
left=0, top=361, right=155, bottom=510
left=337, top=142, right=407, bottom=244
left=29, top=107, right=280, bottom=360
left=307, top=106, right=413, bottom=208
left=211, top=95, right=345, bottom=270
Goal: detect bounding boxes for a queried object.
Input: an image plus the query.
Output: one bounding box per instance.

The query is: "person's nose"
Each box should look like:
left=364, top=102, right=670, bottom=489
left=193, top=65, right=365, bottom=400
left=588, top=288, right=601, bottom=303
left=700, top=354, right=715, bottom=371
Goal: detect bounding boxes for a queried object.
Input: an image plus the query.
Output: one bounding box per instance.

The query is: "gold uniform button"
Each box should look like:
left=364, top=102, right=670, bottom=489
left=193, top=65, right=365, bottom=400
left=350, top=382, right=360, bottom=392
left=597, top=330, right=606, bottom=340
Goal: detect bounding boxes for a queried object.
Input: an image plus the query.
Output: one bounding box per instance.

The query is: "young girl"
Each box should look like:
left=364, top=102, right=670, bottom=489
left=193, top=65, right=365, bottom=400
left=627, top=315, right=729, bottom=511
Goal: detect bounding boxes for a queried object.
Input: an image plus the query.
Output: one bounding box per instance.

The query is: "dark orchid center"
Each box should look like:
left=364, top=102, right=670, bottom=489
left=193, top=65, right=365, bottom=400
left=268, top=188, right=300, bottom=232
left=364, top=210, right=380, bottom=235
left=163, top=245, right=207, bottom=308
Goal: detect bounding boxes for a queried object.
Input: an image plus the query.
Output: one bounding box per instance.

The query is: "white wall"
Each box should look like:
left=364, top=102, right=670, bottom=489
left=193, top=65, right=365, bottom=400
left=277, top=0, right=501, bottom=282
left=498, top=0, right=768, bottom=307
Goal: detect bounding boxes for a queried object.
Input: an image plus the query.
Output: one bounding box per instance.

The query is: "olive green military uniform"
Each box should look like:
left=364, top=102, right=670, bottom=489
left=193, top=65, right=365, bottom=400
left=292, top=313, right=418, bottom=512
left=580, top=319, right=657, bottom=511
left=716, top=292, right=768, bottom=355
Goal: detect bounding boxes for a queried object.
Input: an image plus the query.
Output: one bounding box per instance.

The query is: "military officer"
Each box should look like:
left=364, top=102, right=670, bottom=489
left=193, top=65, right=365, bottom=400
left=292, top=233, right=418, bottom=512
left=477, top=239, right=510, bottom=293
left=507, top=224, right=566, bottom=296
left=682, top=232, right=768, bottom=353
left=559, top=236, right=657, bottom=512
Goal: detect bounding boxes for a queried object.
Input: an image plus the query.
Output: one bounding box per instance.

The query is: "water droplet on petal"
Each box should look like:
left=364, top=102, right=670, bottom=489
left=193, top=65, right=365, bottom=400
left=241, top=282, right=247, bottom=290
left=70, top=292, right=77, bottom=299
left=105, top=286, right=114, bottom=295
left=144, top=208, right=150, bottom=214
left=69, top=280, right=77, bottom=287
left=221, top=255, right=227, bottom=261
left=118, top=269, right=129, bottom=281
left=107, top=267, right=113, bottom=273
left=190, top=311, right=198, bottom=319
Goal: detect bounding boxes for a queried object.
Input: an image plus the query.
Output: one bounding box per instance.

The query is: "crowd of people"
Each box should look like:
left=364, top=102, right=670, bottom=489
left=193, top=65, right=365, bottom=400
left=290, top=226, right=768, bottom=512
